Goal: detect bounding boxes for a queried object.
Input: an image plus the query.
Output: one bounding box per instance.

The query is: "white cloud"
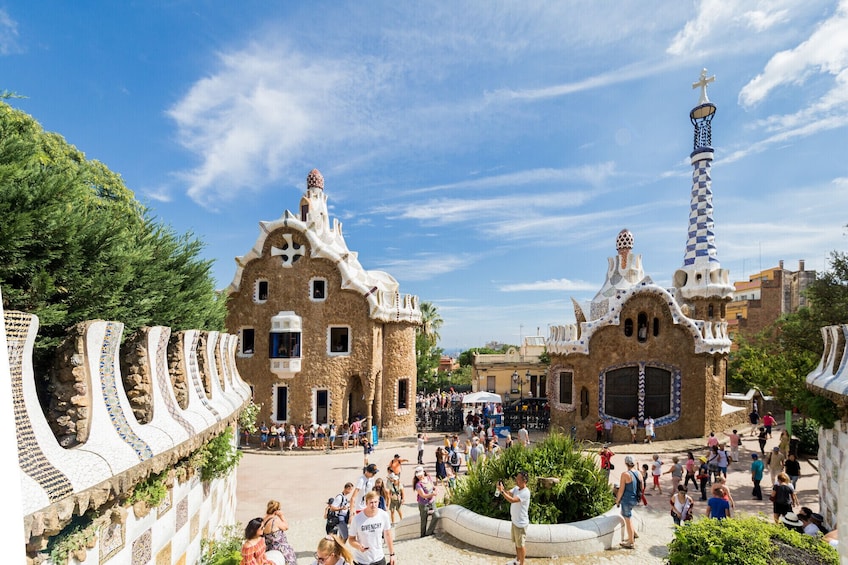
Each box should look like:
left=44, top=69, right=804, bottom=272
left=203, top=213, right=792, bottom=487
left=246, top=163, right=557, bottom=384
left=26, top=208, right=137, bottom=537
left=374, top=254, right=471, bottom=282
left=739, top=0, right=848, bottom=107
left=499, top=278, right=597, bottom=292
left=0, top=8, right=22, bottom=55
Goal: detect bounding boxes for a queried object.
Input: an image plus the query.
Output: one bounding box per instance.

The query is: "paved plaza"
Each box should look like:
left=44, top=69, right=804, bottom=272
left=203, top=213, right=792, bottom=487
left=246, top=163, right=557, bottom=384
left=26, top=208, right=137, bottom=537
left=235, top=425, right=822, bottom=564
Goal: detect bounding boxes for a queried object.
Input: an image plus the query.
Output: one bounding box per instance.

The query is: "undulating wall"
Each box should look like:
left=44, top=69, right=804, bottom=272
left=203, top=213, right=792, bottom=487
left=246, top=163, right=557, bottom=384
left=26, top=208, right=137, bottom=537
left=3, top=299, right=250, bottom=564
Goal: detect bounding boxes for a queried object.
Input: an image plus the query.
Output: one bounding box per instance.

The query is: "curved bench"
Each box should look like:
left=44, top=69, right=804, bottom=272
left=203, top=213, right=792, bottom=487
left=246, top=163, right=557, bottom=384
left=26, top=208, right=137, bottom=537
left=436, top=504, right=643, bottom=558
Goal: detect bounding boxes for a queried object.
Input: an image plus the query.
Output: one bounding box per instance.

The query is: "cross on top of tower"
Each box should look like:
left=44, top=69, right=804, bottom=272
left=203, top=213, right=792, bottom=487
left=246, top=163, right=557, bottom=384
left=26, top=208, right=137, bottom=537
left=692, top=68, right=715, bottom=105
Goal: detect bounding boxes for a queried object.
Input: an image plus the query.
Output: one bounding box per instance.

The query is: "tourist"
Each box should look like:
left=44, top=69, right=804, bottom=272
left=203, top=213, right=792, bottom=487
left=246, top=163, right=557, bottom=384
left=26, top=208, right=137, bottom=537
left=316, top=422, right=326, bottom=450
left=388, top=453, right=409, bottom=478
left=348, top=463, right=379, bottom=526
left=328, top=420, right=337, bottom=450
left=697, top=456, right=710, bottom=501
left=416, top=432, right=426, bottom=464
left=518, top=424, right=530, bottom=447
left=766, top=446, right=786, bottom=486
left=388, top=472, right=404, bottom=525
left=706, top=445, right=720, bottom=483
left=599, top=444, right=614, bottom=482
left=297, top=424, right=306, bottom=449
left=763, top=412, right=776, bottom=438
left=643, top=415, right=655, bottom=443
left=757, top=426, right=768, bottom=455
left=448, top=446, right=462, bottom=474
left=784, top=452, right=801, bottom=489
left=259, top=422, right=269, bottom=449
left=771, top=472, right=798, bottom=523
left=778, top=429, right=791, bottom=458
left=604, top=417, right=614, bottom=443
left=669, top=485, right=694, bottom=526
left=348, top=491, right=396, bottom=565
left=823, top=528, right=839, bottom=549
left=268, top=423, right=278, bottom=449
left=750, top=453, right=764, bottom=500
left=242, top=517, right=276, bottom=565
left=650, top=453, right=664, bottom=495
left=434, top=446, right=447, bottom=481
left=498, top=470, right=531, bottom=564
left=749, top=407, right=760, bottom=436
left=285, top=424, right=296, bottom=451
left=261, top=500, right=297, bottom=565
left=710, top=476, right=735, bottom=513
left=716, top=444, right=729, bottom=478
left=615, top=455, right=642, bottom=549
left=727, top=429, right=741, bottom=463
left=468, top=437, right=484, bottom=465
left=373, top=477, right=390, bottom=511
left=706, top=486, right=731, bottom=520
left=504, top=431, right=513, bottom=449
left=628, top=416, right=638, bottom=444
left=326, top=483, right=353, bottom=539
left=413, top=466, right=437, bottom=537
left=361, top=436, right=373, bottom=466
left=350, top=418, right=363, bottom=446
left=640, top=464, right=650, bottom=505
left=595, top=418, right=604, bottom=442
left=780, top=511, right=804, bottom=533
left=683, top=451, right=698, bottom=490
left=663, top=456, right=683, bottom=492
left=309, top=533, right=351, bottom=565
left=706, top=431, right=719, bottom=449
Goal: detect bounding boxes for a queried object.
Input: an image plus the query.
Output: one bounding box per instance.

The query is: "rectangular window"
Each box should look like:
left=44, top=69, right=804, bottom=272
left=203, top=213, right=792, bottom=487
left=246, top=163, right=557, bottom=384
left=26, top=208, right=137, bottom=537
left=240, top=328, right=255, bottom=355
left=275, top=386, right=288, bottom=422
left=328, top=327, right=350, bottom=354
left=558, top=370, right=573, bottom=405
left=398, top=379, right=409, bottom=409
left=269, top=332, right=301, bottom=358
left=257, top=281, right=269, bottom=301
left=312, top=279, right=326, bottom=300
left=486, top=376, right=495, bottom=392
left=644, top=366, right=671, bottom=418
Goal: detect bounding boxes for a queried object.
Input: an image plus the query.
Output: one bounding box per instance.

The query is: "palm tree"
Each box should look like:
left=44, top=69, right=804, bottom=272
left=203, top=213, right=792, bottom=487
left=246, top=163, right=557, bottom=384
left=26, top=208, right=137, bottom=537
left=418, top=301, right=443, bottom=345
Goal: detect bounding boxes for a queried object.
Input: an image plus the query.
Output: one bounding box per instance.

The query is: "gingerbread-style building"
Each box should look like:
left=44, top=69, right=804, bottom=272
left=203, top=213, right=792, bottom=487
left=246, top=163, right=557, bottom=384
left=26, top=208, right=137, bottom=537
left=225, top=169, right=421, bottom=437
left=545, top=71, right=737, bottom=440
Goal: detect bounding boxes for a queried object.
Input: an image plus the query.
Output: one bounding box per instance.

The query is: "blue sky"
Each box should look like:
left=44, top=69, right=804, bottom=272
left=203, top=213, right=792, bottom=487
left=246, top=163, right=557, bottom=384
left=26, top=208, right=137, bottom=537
left=3, top=1, right=848, bottom=351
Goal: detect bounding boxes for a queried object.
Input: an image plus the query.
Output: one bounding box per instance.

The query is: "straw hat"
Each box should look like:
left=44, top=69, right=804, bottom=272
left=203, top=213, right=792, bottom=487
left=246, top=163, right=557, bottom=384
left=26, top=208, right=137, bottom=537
left=781, top=512, right=803, bottom=527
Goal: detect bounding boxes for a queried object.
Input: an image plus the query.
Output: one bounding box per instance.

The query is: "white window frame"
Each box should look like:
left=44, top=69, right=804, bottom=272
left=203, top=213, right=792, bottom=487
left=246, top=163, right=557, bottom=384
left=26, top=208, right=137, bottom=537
left=327, top=326, right=351, bottom=356
left=238, top=327, right=255, bottom=357
left=310, top=277, right=328, bottom=302
left=254, top=279, right=269, bottom=304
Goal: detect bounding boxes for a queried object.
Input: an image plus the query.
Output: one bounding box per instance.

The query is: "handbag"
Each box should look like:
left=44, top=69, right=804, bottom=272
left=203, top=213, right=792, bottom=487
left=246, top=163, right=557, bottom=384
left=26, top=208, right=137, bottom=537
left=609, top=463, right=615, bottom=470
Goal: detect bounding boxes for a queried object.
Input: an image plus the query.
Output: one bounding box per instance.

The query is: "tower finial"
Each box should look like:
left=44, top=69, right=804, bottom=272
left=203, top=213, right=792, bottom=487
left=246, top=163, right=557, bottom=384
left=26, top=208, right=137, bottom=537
left=692, top=68, right=715, bottom=105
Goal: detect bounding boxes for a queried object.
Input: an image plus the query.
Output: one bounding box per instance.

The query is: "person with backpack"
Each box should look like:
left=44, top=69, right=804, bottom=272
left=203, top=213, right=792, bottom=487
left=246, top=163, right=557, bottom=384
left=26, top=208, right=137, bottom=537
left=771, top=472, right=798, bottom=523
left=448, top=447, right=462, bottom=474
left=326, top=482, right=353, bottom=539
left=615, top=455, right=642, bottom=549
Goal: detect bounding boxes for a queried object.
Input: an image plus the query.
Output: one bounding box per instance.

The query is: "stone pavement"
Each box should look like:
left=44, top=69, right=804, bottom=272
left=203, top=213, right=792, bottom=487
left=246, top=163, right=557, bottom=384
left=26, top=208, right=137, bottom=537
left=234, top=425, right=821, bottom=564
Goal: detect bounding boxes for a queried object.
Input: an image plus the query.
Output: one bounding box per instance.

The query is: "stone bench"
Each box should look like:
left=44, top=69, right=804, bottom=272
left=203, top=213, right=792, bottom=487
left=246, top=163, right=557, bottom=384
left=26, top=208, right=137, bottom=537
left=435, top=504, right=643, bottom=558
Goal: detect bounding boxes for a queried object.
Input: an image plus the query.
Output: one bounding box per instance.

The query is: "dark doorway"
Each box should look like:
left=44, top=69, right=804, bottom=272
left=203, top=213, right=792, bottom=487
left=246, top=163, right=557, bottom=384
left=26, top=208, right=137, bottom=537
left=316, top=389, right=328, bottom=424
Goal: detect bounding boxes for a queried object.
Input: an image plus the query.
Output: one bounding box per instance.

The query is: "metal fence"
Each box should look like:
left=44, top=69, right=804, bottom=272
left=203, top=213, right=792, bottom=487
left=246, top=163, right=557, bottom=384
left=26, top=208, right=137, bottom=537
left=415, top=406, right=550, bottom=433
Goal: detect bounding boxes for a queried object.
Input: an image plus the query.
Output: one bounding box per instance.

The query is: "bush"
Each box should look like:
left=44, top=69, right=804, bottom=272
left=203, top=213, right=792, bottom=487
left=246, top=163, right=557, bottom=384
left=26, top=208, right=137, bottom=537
left=201, top=524, right=243, bottom=565
left=792, top=419, right=821, bottom=455
left=450, top=433, right=614, bottom=524
left=666, top=515, right=838, bottom=565
left=195, top=427, right=243, bottom=482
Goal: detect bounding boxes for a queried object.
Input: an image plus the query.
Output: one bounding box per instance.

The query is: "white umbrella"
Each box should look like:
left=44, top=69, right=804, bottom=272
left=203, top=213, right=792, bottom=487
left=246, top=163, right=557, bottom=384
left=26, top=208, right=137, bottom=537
left=462, top=391, right=502, bottom=404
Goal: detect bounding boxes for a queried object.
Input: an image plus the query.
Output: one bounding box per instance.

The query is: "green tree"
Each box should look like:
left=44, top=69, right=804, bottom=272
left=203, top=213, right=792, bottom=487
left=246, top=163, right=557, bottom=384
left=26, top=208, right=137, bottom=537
left=0, top=102, right=226, bottom=379
left=415, top=301, right=444, bottom=392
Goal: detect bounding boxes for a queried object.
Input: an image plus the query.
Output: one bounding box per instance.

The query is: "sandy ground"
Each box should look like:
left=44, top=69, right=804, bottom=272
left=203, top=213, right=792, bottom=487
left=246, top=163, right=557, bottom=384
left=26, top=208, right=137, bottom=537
left=234, top=427, right=821, bottom=565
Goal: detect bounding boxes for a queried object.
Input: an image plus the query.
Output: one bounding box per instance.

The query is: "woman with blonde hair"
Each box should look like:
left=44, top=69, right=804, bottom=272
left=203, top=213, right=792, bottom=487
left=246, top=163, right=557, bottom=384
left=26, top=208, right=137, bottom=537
left=310, top=533, right=352, bottom=565
left=262, top=500, right=297, bottom=565
left=771, top=472, right=799, bottom=524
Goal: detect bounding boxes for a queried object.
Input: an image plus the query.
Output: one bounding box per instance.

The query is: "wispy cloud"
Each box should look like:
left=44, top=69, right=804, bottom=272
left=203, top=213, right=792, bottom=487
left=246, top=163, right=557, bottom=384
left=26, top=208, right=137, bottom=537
left=0, top=8, right=22, bottom=55
left=739, top=0, right=848, bottom=107
left=373, top=253, right=472, bottom=282
left=499, top=278, right=596, bottom=292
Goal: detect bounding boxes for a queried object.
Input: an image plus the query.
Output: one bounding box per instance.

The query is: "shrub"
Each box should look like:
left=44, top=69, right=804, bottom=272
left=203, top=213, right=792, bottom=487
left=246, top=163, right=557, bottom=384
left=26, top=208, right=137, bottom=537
left=200, top=524, right=243, bottom=565
left=195, top=427, right=243, bottom=482
left=666, top=515, right=838, bottom=565
left=792, top=419, right=820, bottom=455
left=450, top=432, right=614, bottom=524
left=128, top=470, right=169, bottom=507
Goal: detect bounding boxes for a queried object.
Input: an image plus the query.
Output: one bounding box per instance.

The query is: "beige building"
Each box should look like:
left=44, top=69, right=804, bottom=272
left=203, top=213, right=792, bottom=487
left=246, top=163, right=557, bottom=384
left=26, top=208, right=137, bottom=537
left=472, top=336, right=547, bottom=402
left=225, top=169, right=421, bottom=437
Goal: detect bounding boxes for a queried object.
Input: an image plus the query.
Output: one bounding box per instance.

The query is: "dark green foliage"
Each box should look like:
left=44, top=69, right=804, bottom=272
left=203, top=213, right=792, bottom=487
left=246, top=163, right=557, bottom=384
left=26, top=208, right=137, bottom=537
left=666, top=515, right=838, bottom=565
left=792, top=419, right=821, bottom=455
left=195, top=428, right=242, bottom=482
left=0, top=102, right=226, bottom=376
left=450, top=433, right=614, bottom=524
left=200, top=524, right=243, bottom=565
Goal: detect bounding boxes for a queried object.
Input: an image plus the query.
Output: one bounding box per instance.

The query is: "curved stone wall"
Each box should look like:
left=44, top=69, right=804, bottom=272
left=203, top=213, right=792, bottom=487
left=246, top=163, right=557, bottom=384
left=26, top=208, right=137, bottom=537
left=436, top=504, right=641, bottom=558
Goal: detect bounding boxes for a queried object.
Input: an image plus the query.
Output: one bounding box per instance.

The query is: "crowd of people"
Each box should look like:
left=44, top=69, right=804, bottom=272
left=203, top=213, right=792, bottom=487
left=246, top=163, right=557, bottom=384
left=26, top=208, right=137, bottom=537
left=602, top=420, right=839, bottom=553
left=245, top=417, right=373, bottom=453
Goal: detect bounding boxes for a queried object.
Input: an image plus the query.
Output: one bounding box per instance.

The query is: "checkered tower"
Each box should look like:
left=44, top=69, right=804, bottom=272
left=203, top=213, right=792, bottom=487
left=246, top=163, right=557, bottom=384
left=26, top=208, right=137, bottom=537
left=672, top=70, right=733, bottom=317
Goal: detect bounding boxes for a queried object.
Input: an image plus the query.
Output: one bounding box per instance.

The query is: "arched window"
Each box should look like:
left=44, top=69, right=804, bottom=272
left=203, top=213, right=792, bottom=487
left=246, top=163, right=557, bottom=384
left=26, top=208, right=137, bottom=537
left=637, top=313, right=648, bottom=342
left=653, top=317, right=660, bottom=337
left=624, top=318, right=634, bottom=337
left=708, top=303, right=714, bottom=318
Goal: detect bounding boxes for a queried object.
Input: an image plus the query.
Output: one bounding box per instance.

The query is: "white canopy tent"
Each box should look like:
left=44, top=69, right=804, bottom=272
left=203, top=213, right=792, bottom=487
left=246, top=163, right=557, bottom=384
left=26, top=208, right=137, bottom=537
left=462, top=391, right=502, bottom=404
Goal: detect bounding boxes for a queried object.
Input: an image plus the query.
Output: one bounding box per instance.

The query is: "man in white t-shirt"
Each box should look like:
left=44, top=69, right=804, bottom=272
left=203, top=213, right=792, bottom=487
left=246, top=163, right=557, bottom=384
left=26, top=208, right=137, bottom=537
left=348, top=463, right=378, bottom=526
left=517, top=424, right=530, bottom=447
left=349, top=490, right=396, bottom=565
left=726, top=429, right=741, bottom=463
left=498, top=470, right=531, bottom=565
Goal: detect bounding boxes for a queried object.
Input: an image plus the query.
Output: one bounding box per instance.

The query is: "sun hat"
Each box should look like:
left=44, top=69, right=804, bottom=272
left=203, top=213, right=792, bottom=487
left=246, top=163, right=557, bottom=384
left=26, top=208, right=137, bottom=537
left=394, top=453, right=401, bottom=458
left=414, top=466, right=424, bottom=476
left=699, top=456, right=707, bottom=463
left=780, top=512, right=804, bottom=527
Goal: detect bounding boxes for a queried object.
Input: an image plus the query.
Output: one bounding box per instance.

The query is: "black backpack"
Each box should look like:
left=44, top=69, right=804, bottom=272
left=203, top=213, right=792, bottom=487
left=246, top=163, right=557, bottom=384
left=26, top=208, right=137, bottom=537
left=449, top=450, right=460, bottom=466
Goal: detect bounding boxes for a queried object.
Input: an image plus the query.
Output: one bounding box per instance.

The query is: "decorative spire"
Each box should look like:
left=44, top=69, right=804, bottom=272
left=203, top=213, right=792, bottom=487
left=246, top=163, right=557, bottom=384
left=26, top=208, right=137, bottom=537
left=673, top=70, right=733, bottom=302
left=306, top=169, right=324, bottom=190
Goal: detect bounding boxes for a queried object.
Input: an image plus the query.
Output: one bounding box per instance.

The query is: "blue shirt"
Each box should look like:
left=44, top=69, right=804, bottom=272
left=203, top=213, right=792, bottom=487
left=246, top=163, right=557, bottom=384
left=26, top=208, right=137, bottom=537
left=707, top=497, right=730, bottom=519
left=751, top=459, right=764, bottom=481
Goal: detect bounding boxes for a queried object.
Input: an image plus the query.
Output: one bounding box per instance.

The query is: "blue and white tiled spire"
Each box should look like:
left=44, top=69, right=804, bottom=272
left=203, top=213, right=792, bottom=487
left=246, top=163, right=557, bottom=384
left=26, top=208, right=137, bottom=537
left=673, top=70, right=733, bottom=301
